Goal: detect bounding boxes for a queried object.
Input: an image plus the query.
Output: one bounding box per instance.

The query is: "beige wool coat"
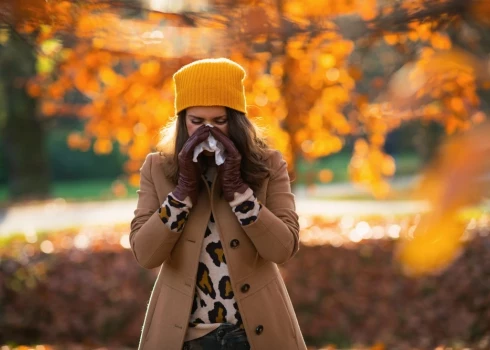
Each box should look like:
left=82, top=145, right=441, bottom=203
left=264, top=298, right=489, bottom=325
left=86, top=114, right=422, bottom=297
left=130, top=149, right=307, bottom=350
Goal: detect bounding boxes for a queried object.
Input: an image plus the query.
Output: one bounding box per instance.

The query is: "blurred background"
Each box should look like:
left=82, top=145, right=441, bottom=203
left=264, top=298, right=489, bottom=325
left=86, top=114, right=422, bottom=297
left=1, top=0, right=490, bottom=349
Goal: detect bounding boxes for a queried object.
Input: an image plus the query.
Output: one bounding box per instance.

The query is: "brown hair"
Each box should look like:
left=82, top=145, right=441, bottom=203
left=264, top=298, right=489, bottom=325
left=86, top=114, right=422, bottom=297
left=156, top=108, right=271, bottom=192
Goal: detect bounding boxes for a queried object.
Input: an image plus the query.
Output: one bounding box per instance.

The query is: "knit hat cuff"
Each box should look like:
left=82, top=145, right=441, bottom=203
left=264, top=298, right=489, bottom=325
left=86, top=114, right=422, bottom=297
left=176, top=85, right=246, bottom=114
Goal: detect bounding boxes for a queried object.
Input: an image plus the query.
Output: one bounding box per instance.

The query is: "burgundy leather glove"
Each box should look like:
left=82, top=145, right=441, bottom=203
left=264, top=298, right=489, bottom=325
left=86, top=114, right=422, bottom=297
left=173, top=125, right=210, bottom=205
left=209, top=127, right=249, bottom=202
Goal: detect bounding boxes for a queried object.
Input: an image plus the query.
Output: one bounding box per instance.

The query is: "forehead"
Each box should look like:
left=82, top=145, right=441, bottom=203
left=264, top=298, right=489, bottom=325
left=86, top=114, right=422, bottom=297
left=186, top=106, right=226, bottom=118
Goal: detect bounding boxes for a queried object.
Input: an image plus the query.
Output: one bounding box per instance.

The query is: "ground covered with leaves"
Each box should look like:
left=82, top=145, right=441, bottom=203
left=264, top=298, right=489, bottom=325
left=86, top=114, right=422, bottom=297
left=1, top=217, right=490, bottom=350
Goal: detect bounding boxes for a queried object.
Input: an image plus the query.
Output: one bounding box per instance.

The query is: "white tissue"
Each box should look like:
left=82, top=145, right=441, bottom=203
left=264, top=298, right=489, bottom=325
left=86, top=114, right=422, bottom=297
left=192, top=127, right=226, bottom=165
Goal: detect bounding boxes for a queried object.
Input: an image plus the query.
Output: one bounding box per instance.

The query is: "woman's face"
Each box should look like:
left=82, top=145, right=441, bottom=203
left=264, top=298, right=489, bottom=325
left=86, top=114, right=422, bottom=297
left=185, top=106, right=229, bottom=137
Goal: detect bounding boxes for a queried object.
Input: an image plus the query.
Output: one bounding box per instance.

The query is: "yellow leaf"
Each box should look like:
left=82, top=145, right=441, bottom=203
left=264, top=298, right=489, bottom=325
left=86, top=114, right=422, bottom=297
left=370, top=133, right=385, bottom=146
left=40, top=24, right=52, bottom=35
left=0, top=28, right=9, bottom=44
left=116, top=129, right=133, bottom=146
left=319, top=54, right=336, bottom=69
left=37, top=56, right=55, bottom=74
left=381, top=154, right=396, bottom=176
left=99, top=67, right=118, bottom=86
left=140, top=60, right=161, bottom=77
left=41, top=39, right=62, bottom=55
left=397, top=214, right=465, bottom=276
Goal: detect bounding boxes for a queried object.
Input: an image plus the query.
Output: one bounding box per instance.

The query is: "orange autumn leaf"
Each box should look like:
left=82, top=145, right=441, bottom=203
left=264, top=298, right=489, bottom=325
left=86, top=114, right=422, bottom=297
left=318, top=169, right=334, bottom=183
left=359, top=0, right=377, bottom=20
left=93, top=138, right=113, bottom=154
left=129, top=173, right=140, bottom=188
left=430, top=32, right=452, bottom=50
left=67, top=132, right=83, bottom=149
left=41, top=102, right=57, bottom=116
left=449, top=97, right=465, bottom=113
left=348, top=65, right=363, bottom=80
left=26, top=82, right=42, bottom=97
left=370, top=133, right=385, bottom=146
left=47, top=84, right=65, bottom=99
left=408, top=30, right=419, bottom=41
left=140, top=60, right=161, bottom=77
left=111, top=180, right=128, bottom=197
left=383, top=33, right=398, bottom=45
left=371, top=343, right=386, bottom=350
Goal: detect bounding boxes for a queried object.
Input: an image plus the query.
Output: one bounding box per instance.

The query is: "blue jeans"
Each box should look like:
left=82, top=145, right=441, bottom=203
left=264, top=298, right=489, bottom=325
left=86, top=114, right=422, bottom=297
left=182, top=323, right=251, bottom=350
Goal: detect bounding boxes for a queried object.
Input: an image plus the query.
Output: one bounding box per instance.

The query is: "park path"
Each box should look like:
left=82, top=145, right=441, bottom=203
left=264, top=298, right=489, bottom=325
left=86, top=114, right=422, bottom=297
left=0, top=195, right=428, bottom=236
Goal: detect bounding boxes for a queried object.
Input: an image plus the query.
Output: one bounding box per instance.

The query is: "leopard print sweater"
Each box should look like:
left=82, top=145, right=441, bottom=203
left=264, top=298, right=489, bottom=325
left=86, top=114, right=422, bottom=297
left=158, top=168, right=262, bottom=342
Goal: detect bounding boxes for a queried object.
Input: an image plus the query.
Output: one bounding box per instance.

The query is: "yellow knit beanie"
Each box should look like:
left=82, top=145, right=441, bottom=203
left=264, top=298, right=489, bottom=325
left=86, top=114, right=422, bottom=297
left=173, top=58, right=247, bottom=115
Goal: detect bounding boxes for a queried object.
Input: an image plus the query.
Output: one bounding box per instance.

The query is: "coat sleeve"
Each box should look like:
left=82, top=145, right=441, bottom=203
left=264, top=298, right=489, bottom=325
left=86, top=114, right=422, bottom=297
left=129, top=153, right=182, bottom=269
left=240, top=150, right=300, bottom=264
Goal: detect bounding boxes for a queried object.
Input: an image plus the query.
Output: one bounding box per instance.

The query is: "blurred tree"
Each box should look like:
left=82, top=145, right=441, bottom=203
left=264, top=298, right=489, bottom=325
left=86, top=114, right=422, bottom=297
left=0, top=0, right=489, bottom=200
left=0, top=27, right=50, bottom=201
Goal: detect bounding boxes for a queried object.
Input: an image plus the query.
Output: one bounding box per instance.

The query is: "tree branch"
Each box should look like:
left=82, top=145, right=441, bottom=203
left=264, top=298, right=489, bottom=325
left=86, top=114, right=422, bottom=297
left=282, top=0, right=473, bottom=42
left=0, top=0, right=480, bottom=53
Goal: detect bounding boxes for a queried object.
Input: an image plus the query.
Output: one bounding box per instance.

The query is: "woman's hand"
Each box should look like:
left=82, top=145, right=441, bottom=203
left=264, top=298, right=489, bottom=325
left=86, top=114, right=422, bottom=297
left=209, top=127, right=249, bottom=202
left=173, top=125, right=210, bottom=205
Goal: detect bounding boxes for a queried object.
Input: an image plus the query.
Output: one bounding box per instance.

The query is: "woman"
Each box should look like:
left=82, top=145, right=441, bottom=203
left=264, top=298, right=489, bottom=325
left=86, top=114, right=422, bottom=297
left=130, top=58, right=307, bottom=350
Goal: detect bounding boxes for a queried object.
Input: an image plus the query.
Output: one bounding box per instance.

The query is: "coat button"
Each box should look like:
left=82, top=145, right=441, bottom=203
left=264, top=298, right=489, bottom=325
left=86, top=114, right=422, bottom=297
left=230, top=239, right=240, bottom=248
left=255, top=325, right=264, bottom=335
left=240, top=284, right=250, bottom=293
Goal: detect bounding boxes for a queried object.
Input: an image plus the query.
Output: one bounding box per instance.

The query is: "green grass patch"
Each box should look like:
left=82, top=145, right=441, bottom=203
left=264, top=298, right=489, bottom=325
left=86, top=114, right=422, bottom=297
left=0, top=185, right=7, bottom=202
left=0, top=178, right=138, bottom=204
left=313, top=187, right=416, bottom=201
left=51, top=179, right=138, bottom=201
left=296, top=151, right=422, bottom=184
left=0, top=152, right=422, bottom=203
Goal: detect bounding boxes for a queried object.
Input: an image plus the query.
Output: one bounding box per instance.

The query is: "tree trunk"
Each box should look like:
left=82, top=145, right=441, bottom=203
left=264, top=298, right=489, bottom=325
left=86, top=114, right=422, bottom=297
left=0, top=29, right=50, bottom=202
